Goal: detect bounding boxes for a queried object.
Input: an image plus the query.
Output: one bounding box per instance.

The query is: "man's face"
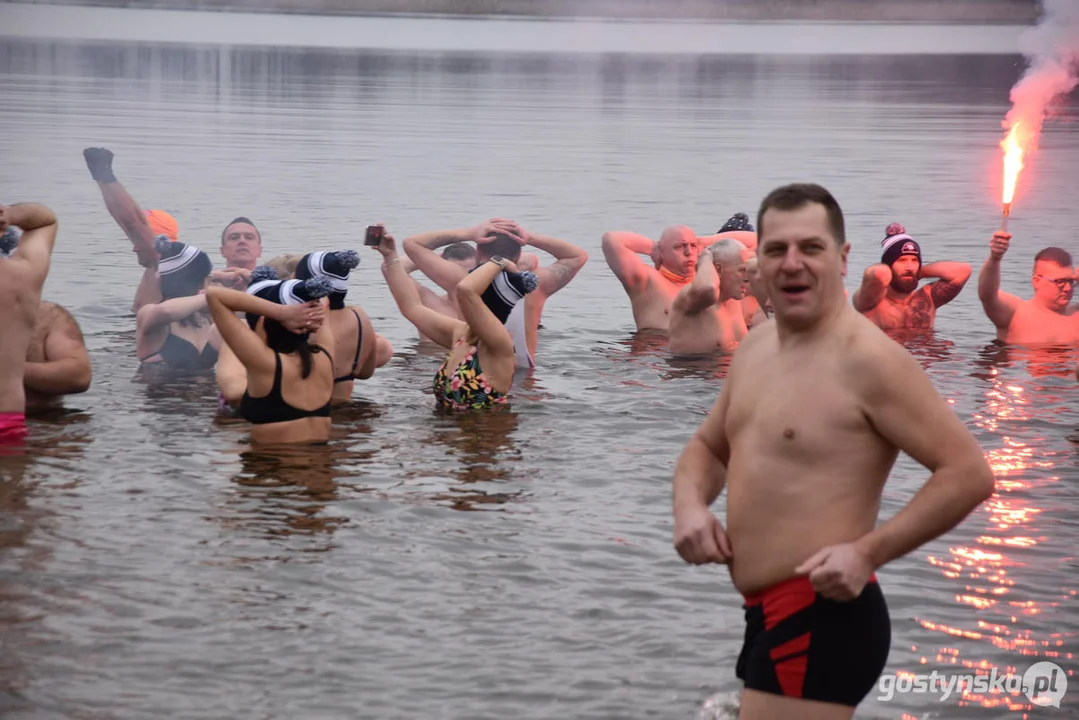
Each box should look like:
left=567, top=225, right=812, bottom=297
left=1032, top=261, right=1075, bottom=311
left=888, top=255, right=920, bottom=294
left=221, top=222, right=262, bottom=268
left=746, top=257, right=768, bottom=307
left=717, top=247, right=751, bottom=301
left=659, top=231, right=700, bottom=277
left=758, top=203, right=848, bottom=327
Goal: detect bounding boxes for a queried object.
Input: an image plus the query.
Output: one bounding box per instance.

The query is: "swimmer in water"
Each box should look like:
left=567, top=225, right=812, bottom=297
left=403, top=218, right=587, bottom=368
left=672, top=183, right=994, bottom=720
left=1, top=231, right=93, bottom=413
left=977, top=233, right=1077, bottom=346
left=294, top=250, right=393, bottom=403
left=82, top=147, right=263, bottom=310
left=852, top=223, right=971, bottom=332
left=207, top=272, right=334, bottom=445
left=400, top=243, right=542, bottom=344
left=669, top=239, right=752, bottom=355
left=137, top=237, right=220, bottom=374
left=603, top=213, right=755, bottom=332
left=376, top=229, right=538, bottom=410
left=0, top=203, right=59, bottom=448
left=744, top=256, right=772, bottom=328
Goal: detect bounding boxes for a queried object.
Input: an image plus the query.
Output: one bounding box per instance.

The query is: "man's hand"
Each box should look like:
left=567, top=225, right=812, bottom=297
left=82, top=147, right=117, bottom=183
left=278, top=300, right=326, bottom=334
left=473, top=218, right=526, bottom=245
left=371, top=225, right=398, bottom=259
left=210, top=268, right=252, bottom=289
left=674, top=504, right=732, bottom=565
left=795, top=543, right=874, bottom=601
left=0, top=205, right=9, bottom=234
left=989, top=231, right=1011, bottom=260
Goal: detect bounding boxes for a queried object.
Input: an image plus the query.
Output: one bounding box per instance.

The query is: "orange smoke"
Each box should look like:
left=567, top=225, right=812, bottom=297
left=1001, top=123, right=1025, bottom=206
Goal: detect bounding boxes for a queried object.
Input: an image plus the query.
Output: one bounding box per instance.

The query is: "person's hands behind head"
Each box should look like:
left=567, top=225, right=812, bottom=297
left=0, top=205, right=9, bottom=234
left=990, top=231, right=1011, bottom=260
left=475, top=218, right=527, bottom=246
left=278, top=301, right=326, bottom=334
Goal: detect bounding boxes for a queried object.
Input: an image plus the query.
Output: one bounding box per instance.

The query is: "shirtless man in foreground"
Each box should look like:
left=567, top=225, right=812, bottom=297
left=672, top=183, right=994, bottom=719
left=669, top=239, right=751, bottom=355
left=852, top=223, right=971, bottom=332
left=977, top=233, right=1077, bottom=346
left=0, top=203, right=60, bottom=447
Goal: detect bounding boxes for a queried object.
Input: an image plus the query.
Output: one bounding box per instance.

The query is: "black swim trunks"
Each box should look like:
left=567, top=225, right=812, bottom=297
left=735, top=574, right=891, bottom=707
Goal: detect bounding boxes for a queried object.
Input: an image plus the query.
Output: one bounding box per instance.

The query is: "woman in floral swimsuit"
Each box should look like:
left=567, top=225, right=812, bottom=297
left=372, top=227, right=537, bottom=410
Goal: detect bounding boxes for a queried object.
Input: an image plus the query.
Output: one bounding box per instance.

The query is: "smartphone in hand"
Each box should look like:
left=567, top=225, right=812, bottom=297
left=364, top=225, right=384, bottom=246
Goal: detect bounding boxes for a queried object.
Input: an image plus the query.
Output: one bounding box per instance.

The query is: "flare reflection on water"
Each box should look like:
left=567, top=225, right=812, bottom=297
left=907, top=342, right=1078, bottom=713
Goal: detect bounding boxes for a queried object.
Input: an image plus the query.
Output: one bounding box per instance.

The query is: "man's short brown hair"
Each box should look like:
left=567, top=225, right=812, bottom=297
left=757, top=183, right=846, bottom=246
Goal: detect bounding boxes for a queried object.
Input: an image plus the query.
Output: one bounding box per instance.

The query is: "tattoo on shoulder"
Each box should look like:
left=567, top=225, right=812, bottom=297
left=929, top=280, right=964, bottom=307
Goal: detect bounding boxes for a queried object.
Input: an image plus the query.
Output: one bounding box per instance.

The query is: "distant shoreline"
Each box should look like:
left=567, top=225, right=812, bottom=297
left=2, top=0, right=1041, bottom=24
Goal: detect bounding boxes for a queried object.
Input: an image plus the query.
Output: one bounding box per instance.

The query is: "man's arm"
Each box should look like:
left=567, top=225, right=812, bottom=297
left=401, top=227, right=476, bottom=294
left=23, top=305, right=92, bottom=396
left=852, top=338, right=995, bottom=570
left=921, top=261, right=972, bottom=308
left=524, top=230, right=588, bottom=298
left=0, top=203, right=58, bottom=290
left=851, top=264, right=890, bottom=313
left=672, top=252, right=719, bottom=315
left=600, top=231, right=654, bottom=293
left=82, top=148, right=158, bottom=268
left=977, top=234, right=1022, bottom=330
left=672, top=380, right=732, bottom=513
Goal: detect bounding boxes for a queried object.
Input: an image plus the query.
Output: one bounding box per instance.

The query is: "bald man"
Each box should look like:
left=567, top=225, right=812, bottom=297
left=669, top=239, right=752, bottom=355
left=603, top=213, right=757, bottom=332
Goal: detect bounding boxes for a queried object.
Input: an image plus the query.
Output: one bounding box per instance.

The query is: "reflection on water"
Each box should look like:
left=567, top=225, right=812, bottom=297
left=898, top=342, right=1079, bottom=716
left=1, top=28, right=1077, bottom=720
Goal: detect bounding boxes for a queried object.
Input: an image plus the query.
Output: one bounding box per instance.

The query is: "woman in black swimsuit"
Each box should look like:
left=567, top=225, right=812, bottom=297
left=137, top=237, right=220, bottom=373
left=294, top=249, right=394, bottom=405
left=206, top=272, right=336, bottom=446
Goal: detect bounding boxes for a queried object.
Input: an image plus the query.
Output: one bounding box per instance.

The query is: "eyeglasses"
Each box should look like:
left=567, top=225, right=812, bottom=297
left=1035, top=275, right=1076, bottom=291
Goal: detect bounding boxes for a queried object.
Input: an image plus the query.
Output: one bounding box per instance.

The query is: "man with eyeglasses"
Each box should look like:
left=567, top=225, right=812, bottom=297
left=977, top=230, right=1078, bottom=346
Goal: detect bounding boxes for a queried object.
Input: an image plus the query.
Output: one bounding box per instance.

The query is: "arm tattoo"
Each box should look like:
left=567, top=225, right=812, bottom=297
left=929, top=280, right=964, bottom=307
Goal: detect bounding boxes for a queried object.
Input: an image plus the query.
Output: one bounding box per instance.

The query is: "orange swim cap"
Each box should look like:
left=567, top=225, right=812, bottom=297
left=145, top=210, right=178, bottom=242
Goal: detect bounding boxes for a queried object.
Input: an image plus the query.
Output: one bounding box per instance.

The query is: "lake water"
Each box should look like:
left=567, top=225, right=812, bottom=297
left=0, top=8, right=1077, bottom=720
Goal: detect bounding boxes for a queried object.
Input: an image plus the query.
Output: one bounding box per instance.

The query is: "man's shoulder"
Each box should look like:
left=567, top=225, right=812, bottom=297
left=841, top=313, right=924, bottom=393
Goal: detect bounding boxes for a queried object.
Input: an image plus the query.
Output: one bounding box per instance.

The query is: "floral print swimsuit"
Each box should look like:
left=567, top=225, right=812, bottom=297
left=433, top=340, right=508, bottom=410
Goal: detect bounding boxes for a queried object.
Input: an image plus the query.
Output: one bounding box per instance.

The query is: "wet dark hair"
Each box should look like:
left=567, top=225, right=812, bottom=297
left=757, top=183, right=846, bottom=246
left=442, top=242, right=477, bottom=262
left=261, top=317, right=320, bottom=380
left=1034, top=247, right=1072, bottom=268
left=475, top=234, right=522, bottom=263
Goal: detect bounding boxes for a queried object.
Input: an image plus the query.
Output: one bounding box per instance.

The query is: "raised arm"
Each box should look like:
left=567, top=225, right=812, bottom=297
left=82, top=148, right=158, bottom=268
left=921, top=261, right=972, bottom=308
left=206, top=286, right=325, bottom=375
left=375, top=232, right=465, bottom=348
left=23, top=304, right=92, bottom=396
left=401, top=226, right=476, bottom=293
left=455, top=259, right=516, bottom=359
left=851, top=338, right=995, bottom=571
left=519, top=226, right=588, bottom=297
left=135, top=293, right=208, bottom=333
left=673, top=251, right=720, bottom=315
left=601, top=231, right=654, bottom=292
left=977, top=231, right=1021, bottom=330
left=0, top=203, right=59, bottom=290
left=851, top=264, right=890, bottom=313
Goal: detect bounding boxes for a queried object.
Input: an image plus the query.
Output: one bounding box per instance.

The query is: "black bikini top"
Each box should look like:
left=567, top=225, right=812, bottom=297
left=240, top=350, right=332, bottom=426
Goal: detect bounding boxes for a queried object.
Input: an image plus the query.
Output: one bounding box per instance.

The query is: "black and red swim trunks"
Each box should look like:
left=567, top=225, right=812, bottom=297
left=735, top=574, right=891, bottom=707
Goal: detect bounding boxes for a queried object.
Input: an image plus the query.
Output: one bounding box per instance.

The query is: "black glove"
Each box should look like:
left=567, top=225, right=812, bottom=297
left=83, top=147, right=117, bottom=183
